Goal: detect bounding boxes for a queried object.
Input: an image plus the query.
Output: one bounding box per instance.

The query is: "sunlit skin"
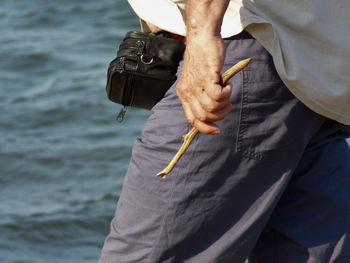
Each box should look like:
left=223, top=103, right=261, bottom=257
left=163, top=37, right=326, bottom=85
left=177, top=0, right=232, bottom=135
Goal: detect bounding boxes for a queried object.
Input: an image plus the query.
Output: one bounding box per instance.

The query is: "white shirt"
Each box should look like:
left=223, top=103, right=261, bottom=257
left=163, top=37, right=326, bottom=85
left=128, top=0, right=350, bottom=125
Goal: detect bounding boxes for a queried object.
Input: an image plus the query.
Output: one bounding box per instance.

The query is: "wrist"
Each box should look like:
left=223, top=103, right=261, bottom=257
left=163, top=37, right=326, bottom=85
left=186, top=17, right=222, bottom=37
left=185, top=0, right=229, bottom=37
left=186, top=32, right=223, bottom=49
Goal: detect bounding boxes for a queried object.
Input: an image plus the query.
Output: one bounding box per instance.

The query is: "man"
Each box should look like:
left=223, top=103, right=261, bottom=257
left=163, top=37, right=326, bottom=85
left=99, top=0, right=350, bottom=262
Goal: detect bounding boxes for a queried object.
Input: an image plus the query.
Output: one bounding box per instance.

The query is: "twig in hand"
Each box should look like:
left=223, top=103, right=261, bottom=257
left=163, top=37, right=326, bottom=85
left=157, top=58, right=253, bottom=179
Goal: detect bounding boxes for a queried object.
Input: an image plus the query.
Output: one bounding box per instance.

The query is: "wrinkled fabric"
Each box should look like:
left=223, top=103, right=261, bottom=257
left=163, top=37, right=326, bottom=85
left=99, top=34, right=350, bottom=263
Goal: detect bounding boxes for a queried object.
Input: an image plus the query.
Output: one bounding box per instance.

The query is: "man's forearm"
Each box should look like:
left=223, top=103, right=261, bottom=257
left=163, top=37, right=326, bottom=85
left=177, top=0, right=233, bottom=135
left=186, top=0, right=230, bottom=39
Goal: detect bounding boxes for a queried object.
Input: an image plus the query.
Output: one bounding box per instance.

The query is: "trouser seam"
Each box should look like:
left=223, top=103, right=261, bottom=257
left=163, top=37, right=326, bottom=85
left=236, top=70, right=248, bottom=153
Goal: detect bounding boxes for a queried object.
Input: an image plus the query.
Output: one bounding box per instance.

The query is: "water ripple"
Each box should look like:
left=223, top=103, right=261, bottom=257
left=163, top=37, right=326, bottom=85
left=0, top=0, right=142, bottom=262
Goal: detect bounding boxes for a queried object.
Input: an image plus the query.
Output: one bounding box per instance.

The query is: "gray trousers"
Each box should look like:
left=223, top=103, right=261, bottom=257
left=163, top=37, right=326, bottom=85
left=99, top=32, right=350, bottom=263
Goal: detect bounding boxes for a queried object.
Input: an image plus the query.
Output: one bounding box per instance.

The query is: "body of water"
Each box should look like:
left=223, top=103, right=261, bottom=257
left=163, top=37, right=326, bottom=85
left=0, top=1, right=150, bottom=262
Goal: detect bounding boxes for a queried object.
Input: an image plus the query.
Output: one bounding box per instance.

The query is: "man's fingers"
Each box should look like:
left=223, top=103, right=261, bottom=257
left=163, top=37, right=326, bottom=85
left=182, top=96, right=232, bottom=131
left=193, top=101, right=233, bottom=123
left=193, top=120, right=221, bottom=135
left=199, top=92, right=229, bottom=113
left=182, top=101, right=221, bottom=135
left=220, top=83, right=233, bottom=101
left=205, top=83, right=232, bottom=102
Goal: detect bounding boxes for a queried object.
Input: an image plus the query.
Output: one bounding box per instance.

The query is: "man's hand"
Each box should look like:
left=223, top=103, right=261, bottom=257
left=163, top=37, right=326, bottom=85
left=177, top=35, right=232, bottom=135
left=176, top=0, right=231, bottom=135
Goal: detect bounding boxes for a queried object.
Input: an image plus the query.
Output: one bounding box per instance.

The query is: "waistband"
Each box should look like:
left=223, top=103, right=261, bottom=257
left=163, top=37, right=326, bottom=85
left=159, top=30, right=253, bottom=44
left=225, top=30, right=254, bottom=40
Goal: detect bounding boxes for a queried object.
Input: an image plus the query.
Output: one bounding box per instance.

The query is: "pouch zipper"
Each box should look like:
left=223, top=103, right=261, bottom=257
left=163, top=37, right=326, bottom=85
left=115, top=73, right=134, bottom=122
left=119, top=39, right=145, bottom=55
left=116, top=106, right=127, bottom=122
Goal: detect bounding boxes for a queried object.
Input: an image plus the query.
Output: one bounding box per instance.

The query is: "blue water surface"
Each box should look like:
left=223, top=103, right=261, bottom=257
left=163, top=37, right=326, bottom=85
left=0, top=1, right=149, bottom=262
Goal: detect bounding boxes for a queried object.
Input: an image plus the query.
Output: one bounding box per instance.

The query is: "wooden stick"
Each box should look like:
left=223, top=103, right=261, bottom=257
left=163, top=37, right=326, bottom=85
left=157, top=58, right=253, bottom=179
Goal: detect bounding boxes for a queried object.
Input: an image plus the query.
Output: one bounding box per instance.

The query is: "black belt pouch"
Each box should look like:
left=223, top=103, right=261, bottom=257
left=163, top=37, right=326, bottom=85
left=106, top=31, right=185, bottom=110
